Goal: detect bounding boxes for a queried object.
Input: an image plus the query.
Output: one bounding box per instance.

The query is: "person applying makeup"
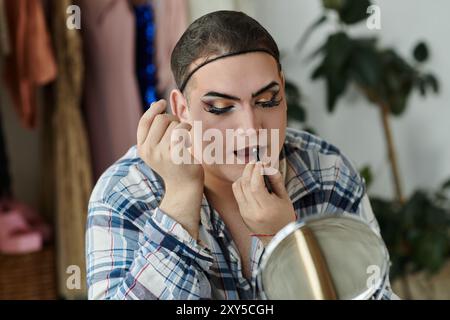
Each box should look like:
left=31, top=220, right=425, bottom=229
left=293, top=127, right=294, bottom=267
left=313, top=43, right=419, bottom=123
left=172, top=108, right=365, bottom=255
left=86, top=10, right=396, bottom=300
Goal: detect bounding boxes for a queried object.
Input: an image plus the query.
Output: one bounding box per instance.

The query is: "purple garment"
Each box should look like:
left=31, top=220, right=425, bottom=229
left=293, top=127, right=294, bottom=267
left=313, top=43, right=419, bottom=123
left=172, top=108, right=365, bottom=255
left=78, top=0, right=143, bottom=180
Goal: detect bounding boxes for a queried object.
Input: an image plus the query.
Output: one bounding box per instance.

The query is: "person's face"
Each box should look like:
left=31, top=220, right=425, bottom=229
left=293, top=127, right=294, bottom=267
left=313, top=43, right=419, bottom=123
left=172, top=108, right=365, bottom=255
left=171, top=52, right=287, bottom=184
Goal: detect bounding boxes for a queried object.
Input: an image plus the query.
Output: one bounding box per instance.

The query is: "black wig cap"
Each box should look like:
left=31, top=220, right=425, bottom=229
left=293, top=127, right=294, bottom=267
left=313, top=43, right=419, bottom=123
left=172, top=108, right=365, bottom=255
left=178, top=48, right=282, bottom=92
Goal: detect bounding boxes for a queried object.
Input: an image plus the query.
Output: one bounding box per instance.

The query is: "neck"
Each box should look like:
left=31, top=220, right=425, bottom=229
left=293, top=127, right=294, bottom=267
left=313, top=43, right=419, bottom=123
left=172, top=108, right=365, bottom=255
left=203, top=171, right=239, bottom=217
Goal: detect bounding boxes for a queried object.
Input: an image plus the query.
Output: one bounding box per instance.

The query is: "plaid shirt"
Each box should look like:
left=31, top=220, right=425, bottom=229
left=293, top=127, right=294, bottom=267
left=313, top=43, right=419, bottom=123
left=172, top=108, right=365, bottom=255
left=86, top=128, right=397, bottom=300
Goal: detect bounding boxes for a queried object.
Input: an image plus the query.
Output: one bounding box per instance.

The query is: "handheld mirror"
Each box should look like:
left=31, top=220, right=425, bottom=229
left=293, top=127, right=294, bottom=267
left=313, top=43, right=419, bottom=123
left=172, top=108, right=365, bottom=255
left=256, top=214, right=390, bottom=300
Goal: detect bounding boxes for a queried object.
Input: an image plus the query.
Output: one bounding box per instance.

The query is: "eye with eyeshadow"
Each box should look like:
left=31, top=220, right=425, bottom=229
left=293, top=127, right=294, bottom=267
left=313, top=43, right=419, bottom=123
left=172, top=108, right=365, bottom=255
left=255, top=91, right=282, bottom=108
left=201, top=88, right=283, bottom=115
left=203, top=104, right=235, bottom=115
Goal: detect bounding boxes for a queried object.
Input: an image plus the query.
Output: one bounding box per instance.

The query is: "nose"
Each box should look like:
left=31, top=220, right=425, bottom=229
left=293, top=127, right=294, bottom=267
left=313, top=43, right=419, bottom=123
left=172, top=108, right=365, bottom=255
left=238, top=105, right=262, bottom=132
left=234, top=106, right=263, bottom=149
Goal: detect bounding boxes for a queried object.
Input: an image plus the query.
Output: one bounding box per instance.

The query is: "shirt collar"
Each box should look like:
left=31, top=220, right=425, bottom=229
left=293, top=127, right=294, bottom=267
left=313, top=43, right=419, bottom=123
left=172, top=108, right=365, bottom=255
left=200, top=192, right=227, bottom=238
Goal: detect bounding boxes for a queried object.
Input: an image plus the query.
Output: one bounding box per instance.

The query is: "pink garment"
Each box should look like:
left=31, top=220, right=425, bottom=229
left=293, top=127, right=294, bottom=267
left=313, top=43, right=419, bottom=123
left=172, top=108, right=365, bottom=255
left=153, top=0, right=188, bottom=97
left=78, top=0, right=143, bottom=180
left=0, top=199, right=51, bottom=254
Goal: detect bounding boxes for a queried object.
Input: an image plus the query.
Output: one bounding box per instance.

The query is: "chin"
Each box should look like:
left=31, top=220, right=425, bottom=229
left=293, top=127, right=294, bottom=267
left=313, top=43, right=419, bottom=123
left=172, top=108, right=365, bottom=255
left=227, top=164, right=247, bottom=182
left=204, top=163, right=246, bottom=184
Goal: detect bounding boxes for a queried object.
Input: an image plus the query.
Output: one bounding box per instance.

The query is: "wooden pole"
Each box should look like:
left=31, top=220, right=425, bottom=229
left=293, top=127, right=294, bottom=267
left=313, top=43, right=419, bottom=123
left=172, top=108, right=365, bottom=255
left=379, top=102, right=412, bottom=299
left=379, top=103, right=405, bottom=204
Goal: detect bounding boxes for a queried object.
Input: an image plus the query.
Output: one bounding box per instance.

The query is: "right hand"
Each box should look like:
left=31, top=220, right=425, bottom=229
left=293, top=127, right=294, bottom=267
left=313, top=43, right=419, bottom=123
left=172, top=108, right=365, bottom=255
left=137, top=100, right=205, bottom=240
left=137, top=99, right=204, bottom=190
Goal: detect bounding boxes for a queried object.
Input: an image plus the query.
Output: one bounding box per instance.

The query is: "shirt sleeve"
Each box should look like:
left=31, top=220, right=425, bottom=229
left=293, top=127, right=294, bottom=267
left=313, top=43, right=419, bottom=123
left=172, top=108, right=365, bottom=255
left=86, top=199, right=214, bottom=300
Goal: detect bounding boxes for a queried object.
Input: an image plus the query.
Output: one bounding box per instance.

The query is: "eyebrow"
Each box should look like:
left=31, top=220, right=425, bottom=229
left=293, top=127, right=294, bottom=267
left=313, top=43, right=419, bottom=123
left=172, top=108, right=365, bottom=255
left=252, top=81, right=280, bottom=98
left=202, top=81, right=280, bottom=101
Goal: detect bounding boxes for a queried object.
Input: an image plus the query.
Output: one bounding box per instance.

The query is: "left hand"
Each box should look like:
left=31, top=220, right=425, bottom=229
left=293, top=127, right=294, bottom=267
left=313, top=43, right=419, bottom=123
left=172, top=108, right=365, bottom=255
left=232, top=161, right=297, bottom=242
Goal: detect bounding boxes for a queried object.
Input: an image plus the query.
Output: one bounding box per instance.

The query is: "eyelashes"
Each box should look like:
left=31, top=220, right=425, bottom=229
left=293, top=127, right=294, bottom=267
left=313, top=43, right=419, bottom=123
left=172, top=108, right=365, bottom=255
left=204, top=95, right=282, bottom=115
left=203, top=105, right=234, bottom=115
left=256, top=98, right=282, bottom=109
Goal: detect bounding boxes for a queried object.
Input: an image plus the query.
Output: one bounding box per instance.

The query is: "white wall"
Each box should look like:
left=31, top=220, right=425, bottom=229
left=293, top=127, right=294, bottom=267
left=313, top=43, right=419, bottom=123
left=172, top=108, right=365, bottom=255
left=3, top=0, right=449, bottom=206
left=250, top=0, right=450, bottom=199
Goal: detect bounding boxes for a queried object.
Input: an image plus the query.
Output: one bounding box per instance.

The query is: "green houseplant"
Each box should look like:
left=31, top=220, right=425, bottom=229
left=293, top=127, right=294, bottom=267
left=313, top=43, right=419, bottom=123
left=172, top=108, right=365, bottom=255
left=285, top=0, right=449, bottom=298
left=300, top=0, right=439, bottom=204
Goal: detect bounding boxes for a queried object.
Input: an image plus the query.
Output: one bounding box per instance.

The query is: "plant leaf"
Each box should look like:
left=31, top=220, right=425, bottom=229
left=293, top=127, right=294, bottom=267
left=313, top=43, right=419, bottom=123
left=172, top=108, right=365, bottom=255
left=425, top=73, right=439, bottom=93
left=322, top=0, right=345, bottom=10
left=441, top=179, right=450, bottom=190
left=303, top=127, right=317, bottom=135
left=339, top=0, right=372, bottom=25
left=325, top=32, right=353, bottom=70
left=285, top=80, right=301, bottom=104
left=296, top=15, right=327, bottom=52
left=418, top=77, right=427, bottom=96
left=311, top=63, right=325, bottom=80
left=349, top=42, right=381, bottom=87
left=287, top=102, right=307, bottom=123
left=359, top=165, right=373, bottom=189
left=413, top=42, right=429, bottom=63
left=326, top=72, right=348, bottom=112
left=388, top=93, right=408, bottom=116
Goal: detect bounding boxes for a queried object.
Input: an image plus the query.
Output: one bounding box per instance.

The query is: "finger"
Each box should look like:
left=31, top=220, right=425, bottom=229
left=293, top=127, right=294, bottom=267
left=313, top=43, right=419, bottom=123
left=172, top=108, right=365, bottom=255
left=232, top=178, right=247, bottom=205
left=250, top=162, right=268, bottom=206
left=147, top=114, right=179, bottom=146
left=250, top=161, right=267, bottom=195
left=265, top=164, right=289, bottom=199
left=161, top=121, right=180, bottom=149
left=241, top=161, right=258, bottom=204
left=137, top=100, right=167, bottom=146
left=166, top=122, right=192, bottom=146
left=167, top=122, right=198, bottom=165
left=242, top=161, right=256, bottom=185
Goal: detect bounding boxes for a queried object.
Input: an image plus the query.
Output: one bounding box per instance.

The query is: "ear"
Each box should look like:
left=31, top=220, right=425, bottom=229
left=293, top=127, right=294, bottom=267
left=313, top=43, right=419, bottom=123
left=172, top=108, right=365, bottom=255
left=170, top=89, right=191, bottom=123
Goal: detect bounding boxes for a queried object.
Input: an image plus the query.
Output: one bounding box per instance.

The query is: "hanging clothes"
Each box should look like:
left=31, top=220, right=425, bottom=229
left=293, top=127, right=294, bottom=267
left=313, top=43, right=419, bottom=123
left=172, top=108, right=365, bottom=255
left=0, top=112, right=11, bottom=199
left=2, top=0, right=57, bottom=129
left=152, top=0, right=188, bottom=100
left=134, top=2, right=158, bottom=111
left=78, top=0, right=143, bottom=180
left=0, top=14, right=11, bottom=197
left=46, top=0, right=94, bottom=299
left=0, top=0, right=11, bottom=56
left=0, top=0, right=53, bottom=256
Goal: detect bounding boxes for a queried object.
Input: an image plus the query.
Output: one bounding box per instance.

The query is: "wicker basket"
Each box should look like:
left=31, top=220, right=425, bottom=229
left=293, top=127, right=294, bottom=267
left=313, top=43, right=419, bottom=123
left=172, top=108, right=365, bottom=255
left=0, top=245, right=58, bottom=300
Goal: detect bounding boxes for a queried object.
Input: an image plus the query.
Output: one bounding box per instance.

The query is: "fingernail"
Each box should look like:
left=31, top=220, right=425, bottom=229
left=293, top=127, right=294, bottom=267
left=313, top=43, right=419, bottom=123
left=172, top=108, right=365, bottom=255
left=263, top=166, right=278, bottom=176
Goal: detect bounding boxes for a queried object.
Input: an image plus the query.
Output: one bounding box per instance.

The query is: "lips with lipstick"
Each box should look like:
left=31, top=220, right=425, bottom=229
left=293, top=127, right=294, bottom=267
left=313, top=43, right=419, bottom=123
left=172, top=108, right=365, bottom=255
left=233, top=145, right=268, bottom=164
left=232, top=145, right=274, bottom=193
